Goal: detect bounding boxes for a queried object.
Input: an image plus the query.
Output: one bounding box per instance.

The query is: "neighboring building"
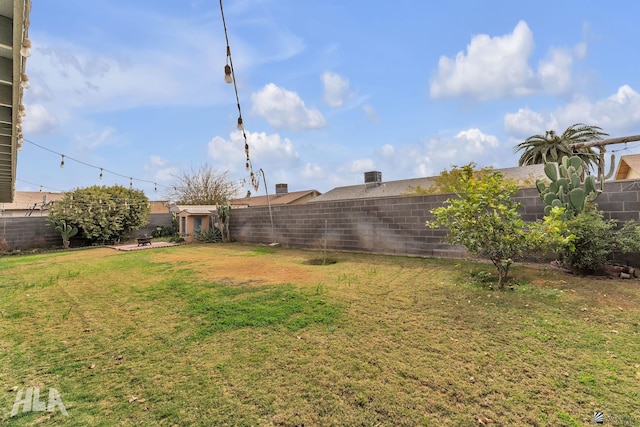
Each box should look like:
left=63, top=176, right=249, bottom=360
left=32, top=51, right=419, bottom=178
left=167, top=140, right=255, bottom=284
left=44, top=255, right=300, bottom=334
left=148, top=200, right=170, bottom=214
left=614, top=154, right=640, bottom=180
left=231, top=184, right=321, bottom=208
left=0, top=191, right=64, bottom=217
left=312, top=165, right=546, bottom=203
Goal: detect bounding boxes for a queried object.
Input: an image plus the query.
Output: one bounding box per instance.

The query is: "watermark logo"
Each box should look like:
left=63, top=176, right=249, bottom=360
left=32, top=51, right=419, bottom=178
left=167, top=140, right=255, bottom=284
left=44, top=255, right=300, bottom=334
left=593, top=411, right=604, bottom=424
left=10, top=387, right=68, bottom=417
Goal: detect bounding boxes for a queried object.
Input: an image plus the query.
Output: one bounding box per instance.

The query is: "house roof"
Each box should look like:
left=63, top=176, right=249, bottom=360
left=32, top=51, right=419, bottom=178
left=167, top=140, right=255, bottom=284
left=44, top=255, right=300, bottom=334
left=311, top=164, right=546, bottom=203
left=171, top=205, right=218, bottom=215
left=614, top=154, right=640, bottom=180
left=0, top=0, right=30, bottom=203
left=231, top=189, right=321, bottom=207
left=0, top=190, right=64, bottom=212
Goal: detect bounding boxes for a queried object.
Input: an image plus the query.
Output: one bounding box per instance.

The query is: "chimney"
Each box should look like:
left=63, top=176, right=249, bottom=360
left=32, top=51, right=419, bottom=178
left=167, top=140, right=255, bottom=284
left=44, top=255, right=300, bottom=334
left=364, top=171, right=382, bottom=187
left=275, top=183, right=288, bottom=196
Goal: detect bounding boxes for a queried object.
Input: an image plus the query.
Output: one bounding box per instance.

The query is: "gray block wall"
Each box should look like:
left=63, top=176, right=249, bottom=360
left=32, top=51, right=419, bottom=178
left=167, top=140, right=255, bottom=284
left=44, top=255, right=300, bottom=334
left=0, top=217, right=61, bottom=250
left=4, top=180, right=640, bottom=258
left=229, top=179, right=640, bottom=260
left=0, top=213, right=173, bottom=251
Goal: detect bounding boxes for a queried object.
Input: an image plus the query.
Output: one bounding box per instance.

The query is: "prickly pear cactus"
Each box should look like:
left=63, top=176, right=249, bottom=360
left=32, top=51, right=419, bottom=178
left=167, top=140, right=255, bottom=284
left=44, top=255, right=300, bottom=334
left=535, top=155, right=604, bottom=216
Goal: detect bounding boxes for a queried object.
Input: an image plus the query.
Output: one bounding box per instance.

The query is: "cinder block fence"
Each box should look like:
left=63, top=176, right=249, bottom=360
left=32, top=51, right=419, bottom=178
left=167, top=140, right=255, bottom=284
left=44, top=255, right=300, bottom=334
left=230, top=179, right=640, bottom=259
left=3, top=180, right=640, bottom=259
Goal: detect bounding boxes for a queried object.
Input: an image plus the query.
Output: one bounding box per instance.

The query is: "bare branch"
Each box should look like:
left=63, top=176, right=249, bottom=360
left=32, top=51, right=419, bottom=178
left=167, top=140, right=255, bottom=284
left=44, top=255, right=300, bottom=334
left=171, top=164, right=240, bottom=205
left=569, top=135, right=640, bottom=150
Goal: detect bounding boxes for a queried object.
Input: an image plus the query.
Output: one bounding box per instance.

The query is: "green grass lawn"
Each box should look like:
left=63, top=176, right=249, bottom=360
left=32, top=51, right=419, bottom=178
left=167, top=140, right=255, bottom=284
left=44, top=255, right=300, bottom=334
left=1, top=244, right=639, bottom=426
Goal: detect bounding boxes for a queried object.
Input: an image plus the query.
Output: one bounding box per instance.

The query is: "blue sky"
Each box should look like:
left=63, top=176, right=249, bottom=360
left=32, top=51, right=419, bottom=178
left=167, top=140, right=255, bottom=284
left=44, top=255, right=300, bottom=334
left=17, top=0, right=640, bottom=199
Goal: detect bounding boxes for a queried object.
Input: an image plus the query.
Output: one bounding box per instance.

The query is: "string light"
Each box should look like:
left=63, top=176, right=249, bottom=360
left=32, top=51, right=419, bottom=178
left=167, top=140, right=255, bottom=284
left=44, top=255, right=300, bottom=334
left=20, top=38, right=32, bottom=57
left=129, top=177, right=133, bottom=189
left=20, top=73, right=29, bottom=89
left=224, top=64, right=232, bottom=84
left=23, top=138, right=172, bottom=191
left=219, top=0, right=260, bottom=191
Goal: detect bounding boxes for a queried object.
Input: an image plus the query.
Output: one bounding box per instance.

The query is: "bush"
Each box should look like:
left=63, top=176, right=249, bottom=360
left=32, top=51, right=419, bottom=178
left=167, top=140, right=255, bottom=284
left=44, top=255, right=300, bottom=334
left=543, top=204, right=617, bottom=273
left=152, top=224, right=177, bottom=238
left=195, top=228, right=222, bottom=243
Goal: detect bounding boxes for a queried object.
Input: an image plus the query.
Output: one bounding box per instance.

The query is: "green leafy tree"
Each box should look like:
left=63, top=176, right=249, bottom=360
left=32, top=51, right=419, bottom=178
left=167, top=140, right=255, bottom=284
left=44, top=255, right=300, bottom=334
left=514, top=123, right=607, bottom=173
left=48, top=185, right=149, bottom=244
left=426, top=165, right=548, bottom=289
left=405, top=163, right=536, bottom=195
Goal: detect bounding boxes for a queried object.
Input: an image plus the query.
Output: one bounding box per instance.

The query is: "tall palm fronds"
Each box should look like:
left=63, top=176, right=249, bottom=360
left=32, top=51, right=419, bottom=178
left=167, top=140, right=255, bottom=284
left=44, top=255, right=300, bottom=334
left=514, top=123, right=608, bottom=173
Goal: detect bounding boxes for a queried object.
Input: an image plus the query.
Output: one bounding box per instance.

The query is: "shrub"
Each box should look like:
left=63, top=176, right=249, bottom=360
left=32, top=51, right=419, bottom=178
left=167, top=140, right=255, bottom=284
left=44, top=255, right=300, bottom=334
left=195, top=228, right=222, bottom=243
left=426, top=165, right=551, bottom=289
left=542, top=203, right=617, bottom=273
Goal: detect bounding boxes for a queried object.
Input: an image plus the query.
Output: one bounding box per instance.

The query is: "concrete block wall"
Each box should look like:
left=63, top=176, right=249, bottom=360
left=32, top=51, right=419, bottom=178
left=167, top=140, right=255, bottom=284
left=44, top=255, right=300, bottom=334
left=0, top=217, right=61, bottom=250
left=230, top=179, right=640, bottom=258
left=0, top=213, right=173, bottom=251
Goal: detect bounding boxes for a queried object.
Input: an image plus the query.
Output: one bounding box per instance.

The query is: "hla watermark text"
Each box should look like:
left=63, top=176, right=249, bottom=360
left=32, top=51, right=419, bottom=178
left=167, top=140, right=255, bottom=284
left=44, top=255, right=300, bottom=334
left=10, top=387, right=68, bottom=417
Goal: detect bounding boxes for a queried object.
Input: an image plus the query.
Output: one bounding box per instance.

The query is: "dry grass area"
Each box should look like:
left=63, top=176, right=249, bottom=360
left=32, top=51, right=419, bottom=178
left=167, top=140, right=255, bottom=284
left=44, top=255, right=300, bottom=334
left=1, top=244, right=639, bottom=426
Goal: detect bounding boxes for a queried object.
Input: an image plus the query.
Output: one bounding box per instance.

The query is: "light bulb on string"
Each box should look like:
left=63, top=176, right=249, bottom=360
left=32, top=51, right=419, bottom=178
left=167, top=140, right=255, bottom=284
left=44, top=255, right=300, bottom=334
left=20, top=39, right=31, bottom=57
left=20, top=73, right=29, bottom=89
left=99, top=168, right=103, bottom=180
left=60, top=155, right=65, bottom=168
left=154, top=183, right=157, bottom=192
left=224, top=64, right=232, bottom=84
left=237, top=116, right=244, bottom=130
left=129, top=177, right=133, bottom=189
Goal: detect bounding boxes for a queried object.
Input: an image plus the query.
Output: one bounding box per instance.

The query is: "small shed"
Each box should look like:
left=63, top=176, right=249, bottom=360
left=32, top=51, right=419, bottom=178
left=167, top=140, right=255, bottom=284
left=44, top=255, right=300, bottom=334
left=171, top=205, right=218, bottom=241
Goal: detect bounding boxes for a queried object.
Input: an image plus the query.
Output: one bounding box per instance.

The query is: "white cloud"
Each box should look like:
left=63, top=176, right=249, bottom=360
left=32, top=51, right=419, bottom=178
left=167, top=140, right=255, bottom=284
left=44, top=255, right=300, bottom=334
left=23, top=104, right=59, bottom=134
left=538, top=47, right=574, bottom=95
left=454, top=128, right=500, bottom=153
left=363, top=104, right=380, bottom=122
left=207, top=130, right=300, bottom=173
left=505, top=85, right=640, bottom=139
left=251, top=84, right=327, bottom=131
left=371, top=128, right=503, bottom=181
left=430, top=21, right=535, bottom=100
left=321, top=71, right=350, bottom=107
left=504, top=108, right=558, bottom=139
left=430, top=20, right=587, bottom=100
left=73, top=127, right=116, bottom=151
left=556, top=85, right=640, bottom=132
left=302, top=163, right=324, bottom=179
left=349, top=158, right=376, bottom=173
left=149, top=155, right=168, bottom=167
left=380, top=144, right=394, bottom=157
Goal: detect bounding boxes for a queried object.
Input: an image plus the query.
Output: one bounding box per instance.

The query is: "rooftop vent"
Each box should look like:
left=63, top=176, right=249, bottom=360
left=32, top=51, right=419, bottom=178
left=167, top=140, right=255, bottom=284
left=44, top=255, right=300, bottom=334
left=275, top=183, right=288, bottom=196
left=364, top=171, right=382, bottom=187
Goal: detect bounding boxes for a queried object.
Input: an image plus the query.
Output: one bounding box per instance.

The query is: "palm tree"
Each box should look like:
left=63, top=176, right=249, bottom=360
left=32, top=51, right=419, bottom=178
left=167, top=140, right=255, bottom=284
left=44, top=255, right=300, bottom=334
left=514, top=123, right=608, bottom=174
